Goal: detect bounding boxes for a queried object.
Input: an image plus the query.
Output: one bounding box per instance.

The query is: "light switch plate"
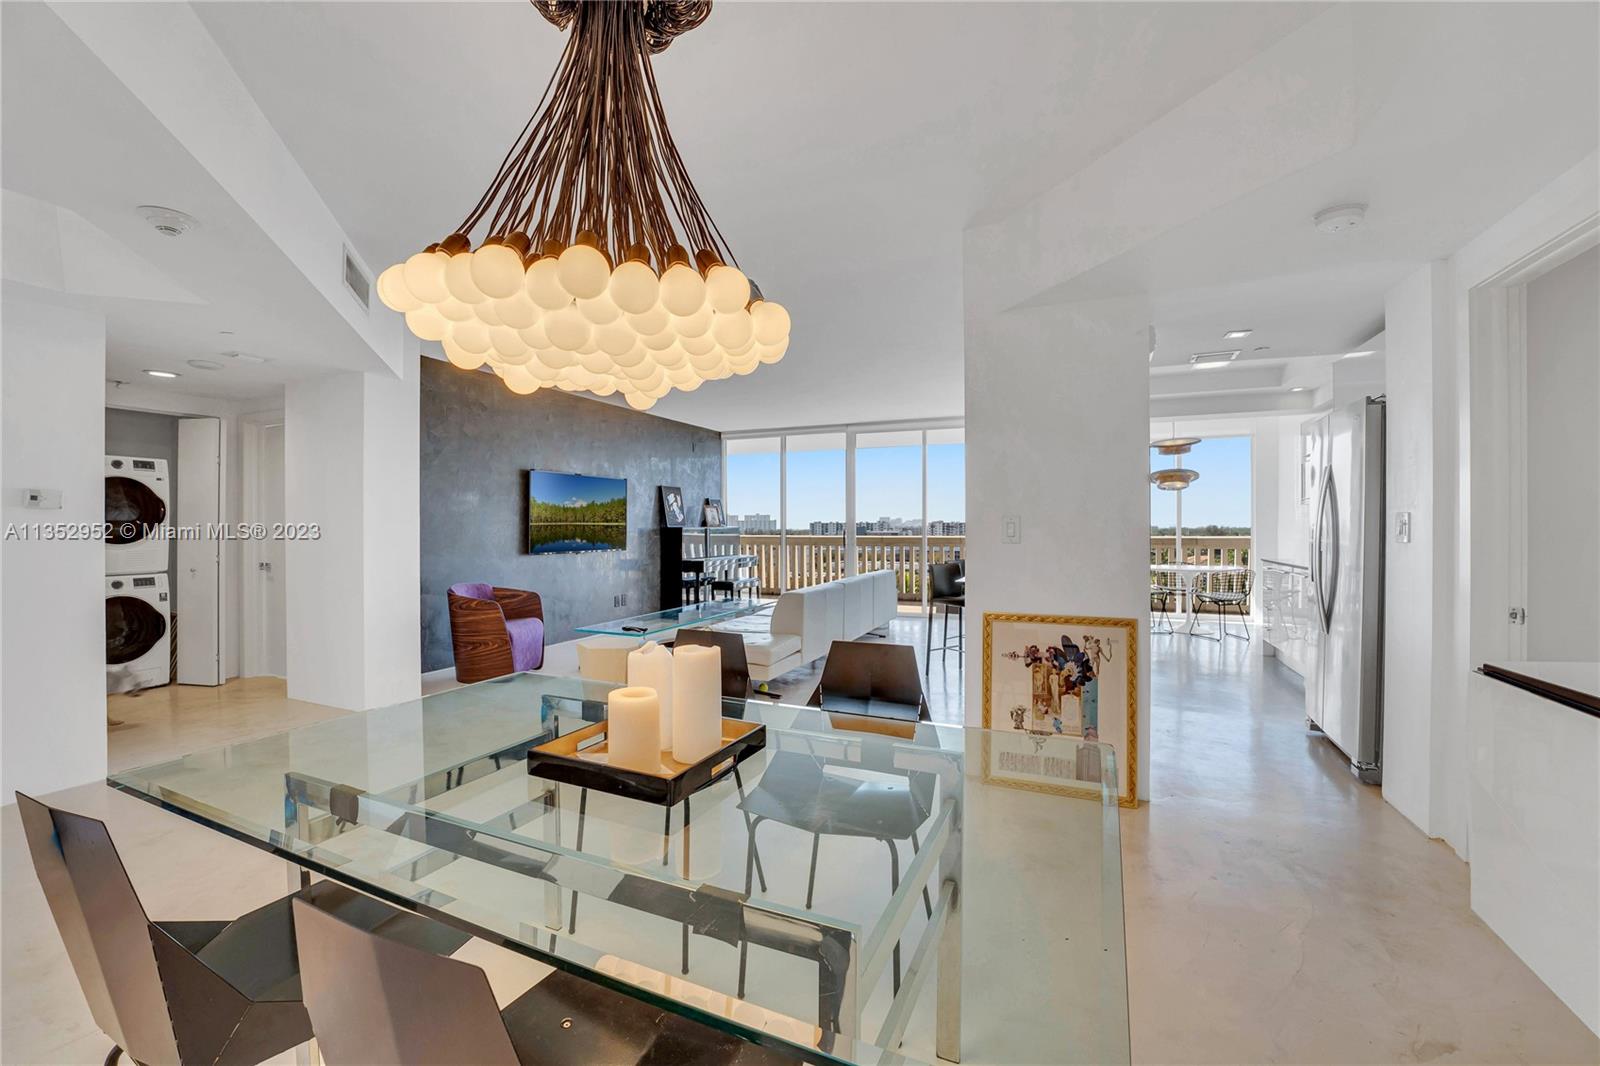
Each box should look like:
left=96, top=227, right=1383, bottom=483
left=1395, top=511, right=1411, bottom=543
left=1002, top=514, right=1021, bottom=544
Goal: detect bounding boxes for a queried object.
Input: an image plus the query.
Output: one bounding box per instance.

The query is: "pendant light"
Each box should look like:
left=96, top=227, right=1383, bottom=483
left=376, top=0, right=790, bottom=409
left=1150, top=424, right=1199, bottom=490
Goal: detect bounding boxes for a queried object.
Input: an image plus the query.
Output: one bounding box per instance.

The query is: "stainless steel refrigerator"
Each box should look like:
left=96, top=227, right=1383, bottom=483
left=1303, top=396, right=1385, bottom=783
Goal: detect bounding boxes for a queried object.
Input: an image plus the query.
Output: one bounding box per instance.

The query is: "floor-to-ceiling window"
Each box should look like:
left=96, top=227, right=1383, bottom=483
left=723, top=421, right=963, bottom=597
left=785, top=432, right=846, bottom=589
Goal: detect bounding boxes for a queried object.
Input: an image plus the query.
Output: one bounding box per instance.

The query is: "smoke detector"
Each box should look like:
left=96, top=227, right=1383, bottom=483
left=137, top=205, right=199, bottom=237
left=1313, top=204, right=1367, bottom=234
left=220, top=350, right=267, bottom=365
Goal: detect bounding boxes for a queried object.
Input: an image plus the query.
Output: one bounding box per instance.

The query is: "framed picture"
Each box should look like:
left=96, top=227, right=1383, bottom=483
left=981, top=613, right=1138, bottom=807
left=702, top=498, right=724, bottom=527
left=659, top=485, right=686, bottom=528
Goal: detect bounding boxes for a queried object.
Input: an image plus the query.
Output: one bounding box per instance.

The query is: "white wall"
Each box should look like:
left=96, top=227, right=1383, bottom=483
left=1381, top=261, right=1457, bottom=840
left=1, top=290, right=107, bottom=800
left=1523, top=246, right=1599, bottom=659
left=284, top=346, right=420, bottom=711
left=966, top=300, right=1152, bottom=800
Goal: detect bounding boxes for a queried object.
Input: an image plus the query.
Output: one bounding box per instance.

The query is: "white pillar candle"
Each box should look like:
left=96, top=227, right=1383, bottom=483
left=671, top=644, right=723, bottom=764
left=606, top=686, right=661, bottom=772
left=627, top=641, right=674, bottom=751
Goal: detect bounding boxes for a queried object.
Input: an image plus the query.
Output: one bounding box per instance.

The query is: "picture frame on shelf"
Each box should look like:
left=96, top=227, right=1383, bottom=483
left=659, top=485, right=686, bottom=528
left=981, top=612, right=1138, bottom=807
left=702, top=498, right=724, bottom=527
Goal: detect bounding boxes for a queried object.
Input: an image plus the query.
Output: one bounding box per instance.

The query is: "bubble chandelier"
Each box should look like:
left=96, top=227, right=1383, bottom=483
left=375, top=0, right=789, bottom=410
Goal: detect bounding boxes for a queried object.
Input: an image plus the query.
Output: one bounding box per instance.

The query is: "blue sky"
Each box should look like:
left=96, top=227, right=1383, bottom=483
left=530, top=470, right=626, bottom=507
left=728, top=443, right=965, bottom=525
left=1150, top=435, right=1251, bottom=527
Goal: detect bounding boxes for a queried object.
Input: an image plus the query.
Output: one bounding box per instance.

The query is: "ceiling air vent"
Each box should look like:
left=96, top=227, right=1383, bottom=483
left=342, top=246, right=371, bottom=312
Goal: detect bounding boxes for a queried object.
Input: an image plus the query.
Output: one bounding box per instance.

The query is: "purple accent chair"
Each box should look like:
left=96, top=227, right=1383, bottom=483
left=446, top=583, right=545, bottom=683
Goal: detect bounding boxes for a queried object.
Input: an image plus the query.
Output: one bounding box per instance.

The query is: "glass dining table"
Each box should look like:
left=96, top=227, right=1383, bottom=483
left=110, top=672, right=1128, bottom=1065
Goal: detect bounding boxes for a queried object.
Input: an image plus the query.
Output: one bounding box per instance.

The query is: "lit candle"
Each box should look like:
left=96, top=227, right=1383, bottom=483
left=606, top=686, right=661, bottom=772
left=627, top=641, right=674, bottom=751
left=672, top=644, right=722, bottom=764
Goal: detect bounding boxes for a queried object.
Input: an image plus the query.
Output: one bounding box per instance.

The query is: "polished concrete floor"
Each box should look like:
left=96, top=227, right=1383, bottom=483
left=3, top=622, right=1596, bottom=1063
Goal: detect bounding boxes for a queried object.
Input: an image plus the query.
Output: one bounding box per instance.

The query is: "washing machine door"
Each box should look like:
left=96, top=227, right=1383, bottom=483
left=105, top=476, right=167, bottom=544
left=107, top=596, right=167, bottom=664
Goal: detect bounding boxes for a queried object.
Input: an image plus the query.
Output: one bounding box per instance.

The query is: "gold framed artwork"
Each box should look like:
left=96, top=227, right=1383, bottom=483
left=981, top=612, right=1138, bottom=807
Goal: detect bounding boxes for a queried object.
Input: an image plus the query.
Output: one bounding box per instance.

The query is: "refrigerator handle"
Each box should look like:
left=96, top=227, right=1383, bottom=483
left=1315, top=471, right=1339, bottom=633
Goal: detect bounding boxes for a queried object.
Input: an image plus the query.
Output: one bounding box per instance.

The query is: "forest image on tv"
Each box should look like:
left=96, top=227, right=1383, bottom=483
left=527, top=470, right=627, bottom=554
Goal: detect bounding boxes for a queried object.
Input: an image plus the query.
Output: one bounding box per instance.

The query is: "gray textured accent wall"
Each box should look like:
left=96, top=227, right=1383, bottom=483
left=420, top=358, right=721, bottom=672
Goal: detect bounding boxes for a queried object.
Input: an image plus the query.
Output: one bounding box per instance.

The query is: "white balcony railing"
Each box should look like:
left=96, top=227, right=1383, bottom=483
left=737, top=534, right=965, bottom=600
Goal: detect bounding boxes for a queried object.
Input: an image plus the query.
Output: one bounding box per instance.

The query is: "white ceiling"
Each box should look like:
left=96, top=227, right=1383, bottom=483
left=5, top=2, right=1596, bottom=425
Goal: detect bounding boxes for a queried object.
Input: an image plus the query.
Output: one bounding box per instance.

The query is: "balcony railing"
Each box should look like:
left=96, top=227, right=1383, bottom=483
left=1149, top=534, right=1253, bottom=612
left=737, top=534, right=965, bottom=600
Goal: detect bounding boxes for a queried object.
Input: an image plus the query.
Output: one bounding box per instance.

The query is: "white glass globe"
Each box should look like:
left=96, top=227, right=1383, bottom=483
left=621, top=356, right=658, bottom=382
left=676, top=374, right=704, bottom=392
left=596, top=321, right=636, bottom=357
left=453, top=321, right=493, bottom=355
left=612, top=344, right=648, bottom=369
left=627, top=305, right=670, bottom=337
left=471, top=243, right=526, bottom=300
left=490, top=326, right=527, bottom=359
left=438, top=299, right=475, bottom=323
left=659, top=263, right=706, bottom=317
left=687, top=347, right=721, bottom=374
left=537, top=346, right=576, bottom=370
left=671, top=305, right=713, bottom=339
left=524, top=258, right=570, bottom=310
left=405, top=306, right=449, bottom=342
left=635, top=365, right=666, bottom=393
left=705, top=264, right=751, bottom=315
left=519, top=321, right=551, bottom=350
left=502, top=366, right=541, bottom=396
left=680, top=331, right=717, bottom=357
left=730, top=350, right=760, bottom=375
left=545, top=307, right=592, bottom=351
left=625, top=390, right=656, bottom=411
left=642, top=327, right=677, bottom=352
left=377, top=264, right=422, bottom=312
left=474, top=300, right=504, bottom=327
left=557, top=243, right=611, bottom=300
left=757, top=337, right=789, bottom=364
left=609, top=260, right=660, bottom=315
left=712, top=309, right=754, bottom=349
left=590, top=376, right=619, bottom=397
left=444, top=253, right=487, bottom=304
left=654, top=343, right=687, bottom=370
left=403, top=250, right=450, bottom=304
left=579, top=349, right=614, bottom=375
left=577, top=293, right=622, bottom=326
left=494, top=294, right=539, bottom=329
left=441, top=337, right=487, bottom=371
left=751, top=300, right=791, bottom=346
left=525, top=359, right=561, bottom=384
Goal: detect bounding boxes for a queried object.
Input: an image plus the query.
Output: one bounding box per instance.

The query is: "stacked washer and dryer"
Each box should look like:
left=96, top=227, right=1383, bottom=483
left=105, top=455, right=172, bottom=692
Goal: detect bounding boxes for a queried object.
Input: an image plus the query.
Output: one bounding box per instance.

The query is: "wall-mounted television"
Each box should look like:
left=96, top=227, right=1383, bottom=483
left=527, top=470, right=628, bottom=554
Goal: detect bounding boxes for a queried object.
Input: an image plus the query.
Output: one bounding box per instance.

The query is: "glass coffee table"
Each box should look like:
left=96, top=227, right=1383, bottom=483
left=575, top=600, right=771, bottom=638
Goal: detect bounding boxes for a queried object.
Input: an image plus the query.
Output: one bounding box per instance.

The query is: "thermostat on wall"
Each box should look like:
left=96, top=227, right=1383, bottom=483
left=23, top=488, right=62, bottom=509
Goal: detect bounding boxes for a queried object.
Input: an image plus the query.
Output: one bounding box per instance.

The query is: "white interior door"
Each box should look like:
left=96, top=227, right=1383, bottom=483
left=177, top=417, right=222, bottom=685
left=258, top=424, right=287, bottom=676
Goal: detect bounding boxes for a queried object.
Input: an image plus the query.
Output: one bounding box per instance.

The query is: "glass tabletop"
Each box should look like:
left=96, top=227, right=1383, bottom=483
left=575, top=600, right=770, bottom=637
left=110, top=671, right=1128, bottom=1065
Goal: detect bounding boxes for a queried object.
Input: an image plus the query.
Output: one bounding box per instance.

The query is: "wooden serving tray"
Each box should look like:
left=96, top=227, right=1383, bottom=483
left=527, top=718, right=766, bottom=806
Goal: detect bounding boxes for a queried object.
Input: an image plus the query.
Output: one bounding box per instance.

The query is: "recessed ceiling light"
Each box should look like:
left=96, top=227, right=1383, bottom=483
left=1289, top=386, right=1306, bottom=392
left=143, top=369, right=180, bottom=379
left=1342, top=350, right=1377, bottom=359
left=1189, top=349, right=1240, bottom=369
left=136, top=205, right=199, bottom=237
left=187, top=359, right=224, bottom=371
left=1314, top=203, right=1367, bottom=234
left=1223, top=329, right=1253, bottom=340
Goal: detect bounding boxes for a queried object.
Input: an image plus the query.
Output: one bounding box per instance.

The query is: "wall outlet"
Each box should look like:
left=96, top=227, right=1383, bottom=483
left=613, top=593, right=629, bottom=608
left=1002, top=514, right=1021, bottom=544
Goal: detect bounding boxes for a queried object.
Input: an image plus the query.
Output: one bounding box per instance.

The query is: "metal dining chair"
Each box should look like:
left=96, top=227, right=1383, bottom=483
left=807, top=639, right=930, bottom=723
left=291, top=894, right=800, bottom=1065
left=1151, top=582, right=1176, bottom=634
left=1190, top=569, right=1253, bottom=641
left=15, top=793, right=465, bottom=1066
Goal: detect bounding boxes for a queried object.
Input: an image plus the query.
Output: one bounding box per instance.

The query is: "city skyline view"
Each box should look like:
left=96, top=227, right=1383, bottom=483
left=726, top=436, right=965, bottom=532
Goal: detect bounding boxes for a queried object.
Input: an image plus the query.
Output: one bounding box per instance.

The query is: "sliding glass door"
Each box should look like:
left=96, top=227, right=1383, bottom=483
left=725, top=436, right=781, bottom=592
left=785, top=432, right=846, bottom=590
left=856, top=430, right=925, bottom=600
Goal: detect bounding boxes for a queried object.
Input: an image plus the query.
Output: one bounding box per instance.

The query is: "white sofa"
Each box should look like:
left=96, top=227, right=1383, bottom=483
left=707, top=570, right=898, bottom=682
